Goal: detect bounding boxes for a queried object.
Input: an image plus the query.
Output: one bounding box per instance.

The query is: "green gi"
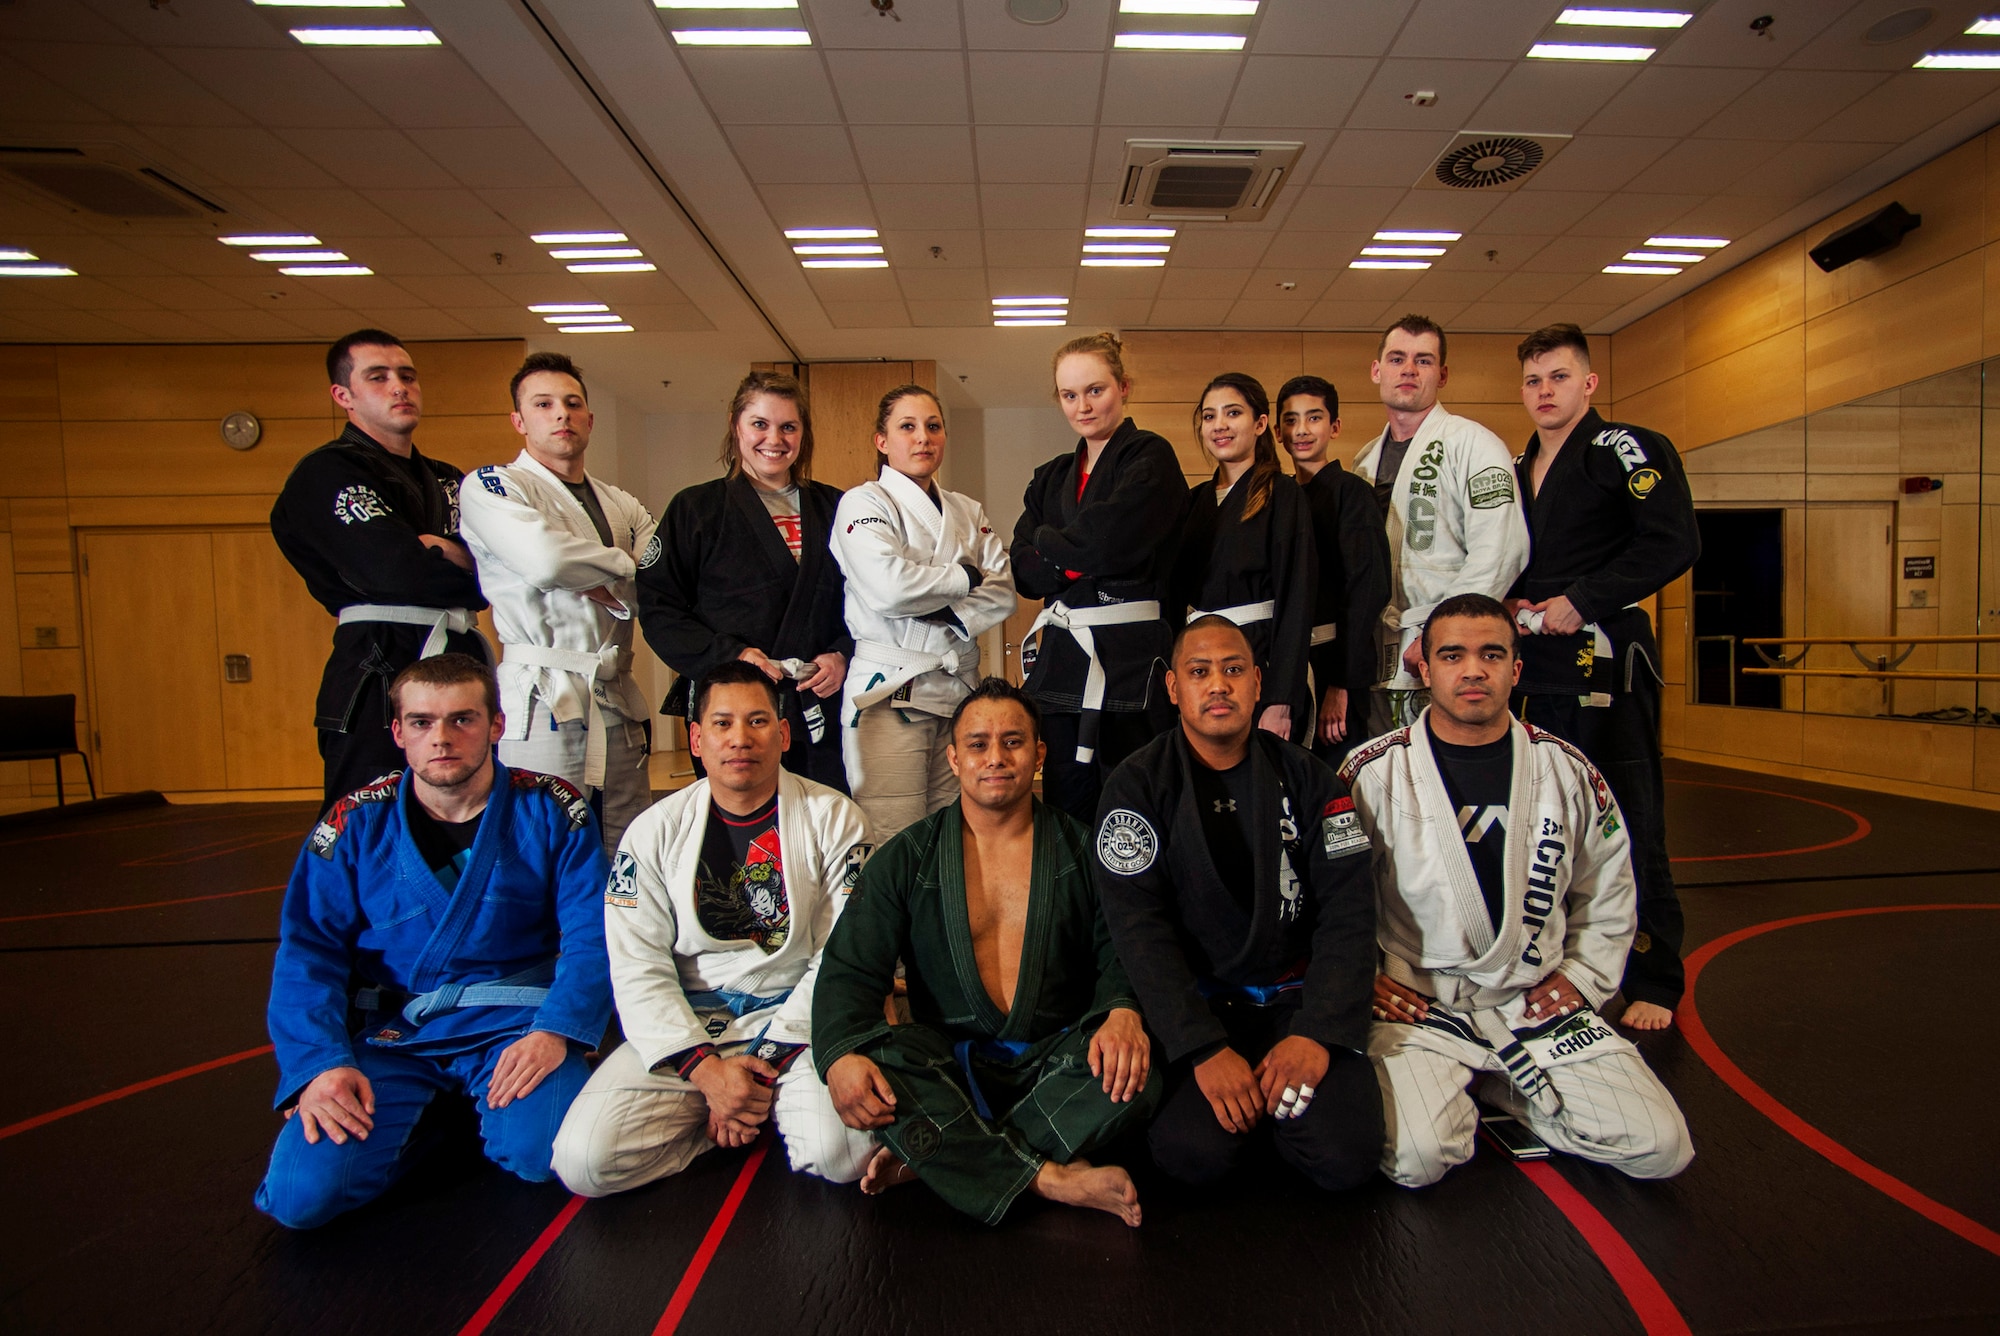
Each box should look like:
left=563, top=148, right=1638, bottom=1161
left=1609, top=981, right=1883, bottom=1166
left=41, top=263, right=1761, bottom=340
left=812, top=800, right=1162, bottom=1224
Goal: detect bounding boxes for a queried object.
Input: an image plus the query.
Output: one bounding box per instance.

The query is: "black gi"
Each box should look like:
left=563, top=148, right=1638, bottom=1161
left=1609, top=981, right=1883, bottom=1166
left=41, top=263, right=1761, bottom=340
left=635, top=473, right=851, bottom=791
left=270, top=423, right=487, bottom=812
left=1510, top=408, right=1700, bottom=1012
left=1010, top=418, right=1185, bottom=822
left=1171, top=473, right=1317, bottom=736
left=1094, top=729, right=1381, bottom=1190
left=1297, top=462, right=1391, bottom=765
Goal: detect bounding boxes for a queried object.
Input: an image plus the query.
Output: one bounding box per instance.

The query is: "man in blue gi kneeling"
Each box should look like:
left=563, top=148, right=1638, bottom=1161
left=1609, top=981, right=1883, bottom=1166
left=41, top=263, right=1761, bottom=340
left=256, top=652, right=613, bottom=1228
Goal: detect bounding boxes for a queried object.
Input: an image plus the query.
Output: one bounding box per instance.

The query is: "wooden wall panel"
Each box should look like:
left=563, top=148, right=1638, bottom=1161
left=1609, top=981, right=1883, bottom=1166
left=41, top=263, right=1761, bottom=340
left=0, top=346, right=59, bottom=420
left=15, top=572, right=77, bottom=648
left=60, top=419, right=332, bottom=497
left=211, top=529, right=333, bottom=791
left=0, top=421, right=67, bottom=497
left=66, top=495, right=277, bottom=527
left=1682, top=241, right=1805, bottom=370
left=1608, top=302, right=1683, bottom=398
left=1680, top=328, right=1805, bottom=448
left=803, top=360, right=915, bottom=491
left=10, top=497, right=71, bottom=572
left=55, top=344, right=333, bottom=421
left=1122, top=332, right=1302, bottom=403
left=1805, top=139, right=1987, bottom=320
left=411, top=415, right=521, bottom=471
left=403, top=340, right=525, bottom=417
left=1804, top=251, right=1984, bottom=412
left=0, top=534, right=18, bottom=696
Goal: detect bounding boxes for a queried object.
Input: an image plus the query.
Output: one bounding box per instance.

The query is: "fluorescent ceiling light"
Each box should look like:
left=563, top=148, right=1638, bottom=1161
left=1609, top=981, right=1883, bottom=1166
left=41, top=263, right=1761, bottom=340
left=1374, top=230, right=1461, bottom=242
left=1527, top=42, right=1655, bottom=60
left=1083, top=243, right=1172, bottom=253
left=249, top=250, right=348, bottom=262
left=221, top=234, right=320, bottom=246
left=672, top=29, right=812, bottom=45
left=528, top=303, right=611, bottom=313
left=792, top=244, right=885, bottom=255
left=1556, top=8, right=1690, bottom=27
left=784, top=227, right=878, bottom=239
left=1970, top=19, right=2000, bottom=35
left=1114, top=33, right=1247, bottom=50
left=1602, top=264, right=1681, bottom=275
left=558, top=324, right=634, bottom=333
left=279, top=264, right=374, bottom=276
left=800, top=259, right=890, bottom=269
left=1081, top=257, right=1168, bottom=267
left=1645, top=235, right=1727, bottom=248
left=1915, top=51, right=2000, bottom=67
left=567, top=261, right=658, bottom=272
left=1361, top=246, right=1446, bottom=257
left=1349, top=259, right=1430, bottom=270
left=0, top=264, right=76, bottom=277
left=544, top=313, right=624, bottom=323
left=0, top=248, right=38, bottom=261
left=992, top=296, right=1068, bottom=305
left=995, top=319, right=1068, bottom=327
left=992, top=308, right=1069, bottom=319
left=1119, top=1, right=1259, bottom=13
left=290, top=27, right=440, bottom=45
left=532, top=231, right=627, bottom=244
left=657, top=0, right=795, bottom=6
left=549, top=247, right=645, bottom=259
left=1085, top=227, right=1176, bottom=238
left=1624, top=250, right=1704, bottom=263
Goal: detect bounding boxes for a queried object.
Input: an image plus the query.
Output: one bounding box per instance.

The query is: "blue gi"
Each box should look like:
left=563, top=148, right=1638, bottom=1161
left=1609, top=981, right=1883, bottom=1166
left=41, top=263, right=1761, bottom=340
left=256, top=763, right=613, bottom=1229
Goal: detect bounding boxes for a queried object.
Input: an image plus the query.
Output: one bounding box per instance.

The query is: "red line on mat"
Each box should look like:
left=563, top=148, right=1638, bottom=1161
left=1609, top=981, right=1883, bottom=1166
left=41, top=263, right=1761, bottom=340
left=0, top=883, right=284, bottom=924
left=119, top=832, right=301, bottom=867
left=456, top=1194, right=588, bottom=1336
left=0, top=1043, right=274, bottom=1141
left=1511, top=1156, right=1691, bottom=1336
left=1682, top=902, right=2000, bottom=1258
left=653, top=1138, right=772, bottom=1335
left=1665, top=781, right=1871, bottom=863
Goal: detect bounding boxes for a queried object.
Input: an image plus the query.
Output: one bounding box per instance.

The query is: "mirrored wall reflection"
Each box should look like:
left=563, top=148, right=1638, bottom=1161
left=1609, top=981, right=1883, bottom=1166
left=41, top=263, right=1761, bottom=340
left=1684, top=360, right=1996, bottom=725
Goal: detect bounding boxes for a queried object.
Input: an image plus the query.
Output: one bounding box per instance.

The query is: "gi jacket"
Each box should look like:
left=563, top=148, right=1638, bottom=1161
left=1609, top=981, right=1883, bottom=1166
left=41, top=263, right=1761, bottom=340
left=459, top=451, right=658, bottom=730
left=1299, top=463, right=1392, bottom=698
left=635, top=474, right=851, bottom=712
left=1009, top=419, right=1185, bottom=712
left=832, top=466, right=1018, bottom=718
left=1171, top=472, right=1318, bottom=717
left=1352, top=403, right=1529, bottom=634
left=604, top=770, right=871, bottom=1068
left=267, top=762, right=613, bottom=1107
left=810, top=800, right=1141, bottom=1079
left=1339, top=712, right=1636, bottom=1013
left=1511, top=409, right=1699, bottom=695
left=1094, top=729, right=1376, bottom=1063
left=269, top=424, right=488, bottom=731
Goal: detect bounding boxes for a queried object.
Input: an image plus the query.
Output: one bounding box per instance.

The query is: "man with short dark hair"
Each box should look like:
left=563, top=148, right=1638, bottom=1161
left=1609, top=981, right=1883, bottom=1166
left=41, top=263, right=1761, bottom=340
left=552, top=660, right=877, bottom=1195
left=1509, top=323, right=1700, bottom=1032
left=1353, top=315, right=1528, bottom=733
left=1094, top=617, right=1381, bottom=1192
left=272, top=329, right=488, bottom=810
left=1340, top=595, right=1691, bottom=1187
left=256, top=652, right=612, bottom=1229
left=1276, top=374, right=1391, bottom=765
left=813, top=677, right=1159, bottom=1226
left=460, top=352, right=657, bottom=855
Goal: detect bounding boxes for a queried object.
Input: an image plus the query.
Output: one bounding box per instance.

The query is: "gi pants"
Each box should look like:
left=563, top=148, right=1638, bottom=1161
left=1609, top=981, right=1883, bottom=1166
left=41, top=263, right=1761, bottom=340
left=550, top=1039, right=875, bottom=1196
left=1369, top=1009, right=1692, bottom=1188
left=255, top=1036, right=590, bottom=1230
left=1516, top=674, right=1685, bottom=1010
left=1310, top=688, right=1373, bottom=770
left=1148, top=998, right=1381, bottom=1193
left=1040, top=709, right=1166, bottom=825
left=843, top=705, right=956, bottom=848
left=498, top=698, right=651, bottom=857
left=858, top=1020, right=1162, bottom=1226
left=318, top=684, right=405, bottom=814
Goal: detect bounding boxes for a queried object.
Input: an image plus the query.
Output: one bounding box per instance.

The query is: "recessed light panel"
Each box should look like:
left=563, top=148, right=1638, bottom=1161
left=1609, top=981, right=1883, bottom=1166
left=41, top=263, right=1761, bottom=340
left=279, top=264, right=374, bottom=276
left=657, top=1, right=798, bottom=7
left=792, top=244, right=885, bottom=255
left=558, top=324, right=635, bottom=333
left=1970, top=19, right=2000, bottom=35
left=1624, top=250, right=1704, bottom=263
left=528, top=303, right=611, bottom=314
left=1081, top=257, right=1167, bottom=267
left=289, top=27, right=440, bottom=45
left=0, top=264, right=76, bottom=277
left=254, top=0, right=406, bottom=6
left=1083, top=243, right=1171, bottom=253
left=248, top=250, right=348, bottom=262
left=221, top=234, right=321, bottom=247
left=1113, top=33, right=1247, bottom=50
left=1556, top=8, right=1690, bottom=27
left=672, top=29, right=812, bottom=45
left=1645, top=235, right=1728, bottom=248
left=1603, top=263, right=1681, bottom=275
left=1361, top=246, right=1446, bottom=257
left=549, top=248, right=645, bottom=259
left=801, top=259, right=889, bottom=269
left=567, top=261, right=658, bottom=273
left=544, top=313, right=624, bottom=323
left=0, top=248, right=38, bottom=262
left=1375, top=230, right=1462, bottom=243
left=785, top=228, right=879, bottom=239
left=531, top=232, right=628, bottom=244
left=1349, top=259, right=1430, bottom=270
left=992, top=296, right=1068, bottom=306
left=1119, top=1, right=1259, bottom=13
left=1915, top=51, right=2000, bottom=67
left=1527, top=42, right=1655, bottom=59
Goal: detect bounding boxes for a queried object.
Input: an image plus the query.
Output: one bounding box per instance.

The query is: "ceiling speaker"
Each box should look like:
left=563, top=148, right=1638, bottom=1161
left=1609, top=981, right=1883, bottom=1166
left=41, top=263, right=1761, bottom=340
left=1006, top=0, right=1067, bottom=23
left=1809, top=201, right=1921, bottom=272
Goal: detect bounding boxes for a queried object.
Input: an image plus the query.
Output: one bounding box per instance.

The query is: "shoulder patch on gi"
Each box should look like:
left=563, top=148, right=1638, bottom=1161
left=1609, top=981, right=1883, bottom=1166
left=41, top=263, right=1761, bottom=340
left=1096, top=808, right=1157, bottom=875
left=638, top=533, right=662, bottom=569
left=1468, top=466, right=1515, bottom=510
left=1525, top=724, right=1615, bottom=815
left=1628, top=467, right=1661, bottom=499
left=605, top=850, right=639, bottom=909
left=332, top=484, right=389, bottom=526
left=841, top=842, right=874, bottom=892
left=475, top=465, right=507, bottom=497
left=1320, top=795, right=1370, bottom=858
left=1592, top=427, right=1649, bottom=472
left=1336, top=726, right=1411, bottom=785
left=510, top=768, right=593, bottom=830
left=309, top=772, right=402, bottom=858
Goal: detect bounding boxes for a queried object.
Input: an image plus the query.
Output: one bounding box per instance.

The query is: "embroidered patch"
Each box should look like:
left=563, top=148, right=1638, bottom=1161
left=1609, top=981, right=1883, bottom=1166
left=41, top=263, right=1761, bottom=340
left=1598, top=803, right=1622, bottom=840
left=441, top=475, right=462, bottom=533
left=1322, top=810, right=1370, bottom=858
left=706, top=1015, right=729, bottom=1038
left=1633, top=930, right=1652, bottom=953
left=1322, top=795, right=1355, bottom=818
left=639, top=533, right=662, bottom=569
left=1336, top=726, right=1412, bottom=785
left=476, top=466, right=507, bottom=497
left=1096, top=808, right=1157, bottom=874
left=901, top=1116, right=943, bottom=1162
left=1468, top=466, right=1514, bottom=510
left=309, top=772, right=402, bottom=858
left=1628, top=467, right=1660, bottom=499
left=605, top=850, right=640, bottom=909
left=1595, top=427, right=1648, bottom=472
left=510, top=768, right=592, bottom=830
left=841, top=842, right=874, bottom=892
left=332, top=484, right=389, bottom=525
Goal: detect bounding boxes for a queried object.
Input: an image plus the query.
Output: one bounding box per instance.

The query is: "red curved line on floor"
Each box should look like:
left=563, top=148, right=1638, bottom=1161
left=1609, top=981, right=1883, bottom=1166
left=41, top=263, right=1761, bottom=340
left=1512, top=1158, right=1691, bottom=1336
left=0, top=1043, right=274, bottom=1141
left=654, top=1137, right=772, bottom=1335
left=456, top=1194, right=587, bottom=1336
left=0, top=883, right=284, bottom=924
left=119, top=831, right=300, bottom=867
left=1682, top=903, right=2000, bottom=1257
left=1665, top=781, right=1872, bottom=863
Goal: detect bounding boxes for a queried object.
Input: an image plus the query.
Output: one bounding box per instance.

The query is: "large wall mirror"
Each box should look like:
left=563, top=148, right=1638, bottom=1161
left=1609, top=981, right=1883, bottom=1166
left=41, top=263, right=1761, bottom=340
left=1686, top=360, right=1998, bottom=726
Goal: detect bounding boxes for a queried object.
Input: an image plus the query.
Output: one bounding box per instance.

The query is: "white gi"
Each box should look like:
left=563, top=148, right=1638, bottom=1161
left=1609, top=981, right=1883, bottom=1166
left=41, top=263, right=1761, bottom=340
left=1352, top=405, right=1529, bottom=725
left=831, top=466, right=1017, bottom=844
left=551, top=770, right=878, bottom=1194
left=1339, top=713, right=1692, bottom=1187
left=459, top=452, right=656, bottom=855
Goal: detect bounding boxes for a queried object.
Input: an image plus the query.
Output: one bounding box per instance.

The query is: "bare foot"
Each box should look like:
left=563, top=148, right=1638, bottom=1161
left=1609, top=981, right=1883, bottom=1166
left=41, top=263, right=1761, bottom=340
left=859, top=1145, right=917, bottom=1196
left=1030, top=1158, right=1142, bottom=1227
left=1620, top=1000, right=1674, bottom=1031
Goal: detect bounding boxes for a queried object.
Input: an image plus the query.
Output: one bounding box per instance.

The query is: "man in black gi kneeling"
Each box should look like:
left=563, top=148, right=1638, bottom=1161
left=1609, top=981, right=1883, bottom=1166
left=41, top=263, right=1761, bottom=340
left=1094, top=616, right=1382, bottom=1190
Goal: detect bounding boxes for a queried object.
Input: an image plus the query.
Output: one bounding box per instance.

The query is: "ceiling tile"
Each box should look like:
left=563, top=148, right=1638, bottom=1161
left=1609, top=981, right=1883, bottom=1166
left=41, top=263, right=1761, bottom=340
left=244, top=188, right=411, bottom=238
left=1721, top=139, right=1888, bottom=201
left=392, top=275, right=515, bottom=309
left=1253, top=0, right=1419, bottom=57
left=55, top=276, right=163, bottom=312
left=1282, top=185, right=1417, bottom=230
left=1659, top=193, right=1791, bottom=237
left=760, top=183, right=878, bottom=229
left=1566, top=191, right=1706, bottom=237
left=1399, top=269, right=1506, bottom=302
left=870, top=182, right=979, bottom=230
left=8, top=41, right=245, bottom=125
left=1463, top=189, right=1608, bottom=236
left=1697, top=70, right=1891, bottom=141
left=1343, top=58, right=1512, bottom=131
left=110, top=309, right=237, bottom=339
left=1808, top=69, right=2000, bottom=145
left=962, top=0, right=1116, bottom=53
left=198, top=308, right=319, bottom=340
left=349, top=237, right=474, bottom=278
left=805, top=266, right=902, bottom=299
left=312, top=50, right=520, bottom=129
left=823, top=300, right=913, bottom=328
left=1622, top=139, right=1786, bottom=195
left=1147, top=297, right=1235, bottom=325
left=968, top=52, right=1107, bottom=125
left=95, top=275, right=251, bottom=311
left=474, top=188, right=622, bottom=238
left=893, top=266, right=991, bottom=299
left=443, top=308, right=534, bottom=338
left=1260, top=231, right=1368, bottom=267
left=408, top=128, right=581, bottom=192
left=1452, top=300, right=1550, bottom=330
left=1655, top=0, right=1844, bottom=69
left=1075, top=265, right=1166, bottom=300
left=981, top=183, right=1087, bottom=230
left=1224, top=56, right=1376, bottom=129
left=0, top=53, right=114, bottom=126
left=1389, top=0, right=1552, bottom=61
left=17, top=1, right=141, bottom=42
left=373, top=310, right=480, bottom=338
left=1582, top=66, right=1765, bottom=138
left=1100, top=53, right=1241, bottom=126
left=370, top=190, right=519, bottom=237
left=1469, top=62, right=1639, bottom=136
left=82, top=0, right=289, bottom=48
left=728, top=125, right=864, bottom=185
left=1226, top=300, right=1309, bottom=327
left=1300, top=297, right=1398, bottom=327
left=141, top=126, right=341, bottom=191
left=1159, top=268, right=1251, bottom=300
left=976, top=126, right=1094, bottom=185
left=1312, top=129, right=1460, bottom=188
left=1526, top=137, right=1676, bottom=193
left=1516, top=235, right=1626, bottom=273
left=1374, top=188, right=1504, bottom=232
left=985, top=265, right=1079, bottom=295
left=1327, top=267, right=1424, bottom=300
left=162, top=48, right=386, bottom=130
left=826, top=50, right=970, bottom=124
left=203, top=274, right=348, bottom=310
left=984, top=230, right=1080, bottom=267
left=907, top=299, right=990, bottom=326
left=804, top=0, right=963, bottom=50
left=881, top=231, right=984, bottom=268
left=276, top=128, right=457, bottom=191
left=1090, top=126, right=1220, bottom=184
left=680, top=51, right=843, bottom=125
left=1246, top=268, right=1338, bottom=301
left=850, top=125, right=975, bottom=185
left=1170, top=230, right=1276, bottom=268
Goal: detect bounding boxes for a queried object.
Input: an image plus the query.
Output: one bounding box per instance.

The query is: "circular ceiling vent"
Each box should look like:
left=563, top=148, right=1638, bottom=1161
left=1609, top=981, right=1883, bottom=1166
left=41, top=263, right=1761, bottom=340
left=1006, top=0, right=1067, bottom=23
left=1863, top=7, right=1933, bottom=45
left=1433, top=136, right=1545, bottom=190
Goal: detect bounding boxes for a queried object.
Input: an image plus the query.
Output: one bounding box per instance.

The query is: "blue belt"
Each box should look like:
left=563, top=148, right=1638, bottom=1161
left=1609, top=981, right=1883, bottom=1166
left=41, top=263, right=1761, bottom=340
left=952, top=1036, right=1049, bottom=1120
left=355, top=958, right=556, bottom=1030
left=685, top=986, right=792, bottom=1018
left=1198, top=977, right=1303, bottom=1007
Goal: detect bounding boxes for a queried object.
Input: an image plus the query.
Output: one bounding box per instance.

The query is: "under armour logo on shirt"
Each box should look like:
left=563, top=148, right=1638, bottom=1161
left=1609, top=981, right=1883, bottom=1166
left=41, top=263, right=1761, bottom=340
left=1213, top=798, right=1237, bottom=813
left=1457, top=805, right=1507, bottom=843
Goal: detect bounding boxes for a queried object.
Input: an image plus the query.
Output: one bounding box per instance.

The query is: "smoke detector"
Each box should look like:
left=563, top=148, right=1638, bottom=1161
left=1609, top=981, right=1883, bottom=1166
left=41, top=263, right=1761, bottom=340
left=1416, top=132, right=1572, bottom=192
left=1113, top=140, right=1303, bottom=222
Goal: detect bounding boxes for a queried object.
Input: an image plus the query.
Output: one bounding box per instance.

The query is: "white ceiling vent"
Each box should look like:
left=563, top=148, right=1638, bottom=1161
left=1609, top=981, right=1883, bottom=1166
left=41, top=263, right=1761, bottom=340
left=1416, top=132, right=1572, bottom=192
left=1113, top=140, right=1303, bottom=222
left=0, top=144, right=230, bottom=219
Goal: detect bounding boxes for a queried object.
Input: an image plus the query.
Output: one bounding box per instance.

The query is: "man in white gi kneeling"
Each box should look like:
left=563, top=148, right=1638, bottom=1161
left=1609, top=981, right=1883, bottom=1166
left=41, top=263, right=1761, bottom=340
left=1340, top=592, right=1691, bottom=1187
left=552, top=660, right=878, bottom=1193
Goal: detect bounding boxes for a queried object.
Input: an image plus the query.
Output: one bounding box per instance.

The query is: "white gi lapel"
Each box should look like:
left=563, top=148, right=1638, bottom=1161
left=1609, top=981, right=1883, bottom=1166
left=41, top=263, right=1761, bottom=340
left=514, top=449, right=598, bottom=543
left=880, top=465, right=949, bottom=557
left=1409, top=709, right=1499, bottom=957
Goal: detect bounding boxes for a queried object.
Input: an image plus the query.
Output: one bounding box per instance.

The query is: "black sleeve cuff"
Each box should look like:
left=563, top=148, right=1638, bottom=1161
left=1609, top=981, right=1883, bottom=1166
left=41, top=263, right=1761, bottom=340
left=665, top=1043, right=719, bottom=1079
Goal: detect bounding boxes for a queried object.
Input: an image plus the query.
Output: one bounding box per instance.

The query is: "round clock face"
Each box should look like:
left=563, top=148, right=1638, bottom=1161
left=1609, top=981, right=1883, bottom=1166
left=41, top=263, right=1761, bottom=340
left=221, top=411, right=262, bottom=451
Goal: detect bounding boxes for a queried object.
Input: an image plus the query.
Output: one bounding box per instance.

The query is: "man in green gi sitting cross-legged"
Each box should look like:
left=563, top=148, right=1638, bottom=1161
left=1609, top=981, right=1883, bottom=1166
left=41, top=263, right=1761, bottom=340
left=813, top=677, right=1161, bottom=1226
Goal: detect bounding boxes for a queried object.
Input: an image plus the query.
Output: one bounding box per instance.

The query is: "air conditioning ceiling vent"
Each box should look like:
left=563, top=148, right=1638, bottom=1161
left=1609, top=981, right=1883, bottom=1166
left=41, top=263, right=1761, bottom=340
left=0, top=145, right=229, bottom=218
left=1417, top=132, right=1572, bottom=192
left=1114, top=140, right=1303, bottom=222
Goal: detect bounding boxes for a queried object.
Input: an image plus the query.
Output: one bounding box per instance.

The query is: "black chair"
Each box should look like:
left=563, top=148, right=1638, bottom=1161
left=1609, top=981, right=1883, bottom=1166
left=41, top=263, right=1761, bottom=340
left=0, top=694, right=96, bottom=806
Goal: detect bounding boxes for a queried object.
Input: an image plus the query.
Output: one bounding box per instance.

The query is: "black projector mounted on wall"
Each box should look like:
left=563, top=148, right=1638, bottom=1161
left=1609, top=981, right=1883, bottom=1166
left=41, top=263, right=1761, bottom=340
left=1809, top=201, right=1921, bottom=272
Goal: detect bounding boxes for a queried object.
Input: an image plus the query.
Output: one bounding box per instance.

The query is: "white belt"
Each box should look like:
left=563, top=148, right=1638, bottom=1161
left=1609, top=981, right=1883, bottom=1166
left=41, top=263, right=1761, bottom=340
left=1188, top=599, right=1276, bottom=627
left=849, top=639, right=970, bottom=713
left=338, top=604, right=481, bottom=660
left=1309, top=622, right=1337, bottom=646
left=1025, top=599, right=1162, bottom=762
left=502, top=642, right=633, bottom=789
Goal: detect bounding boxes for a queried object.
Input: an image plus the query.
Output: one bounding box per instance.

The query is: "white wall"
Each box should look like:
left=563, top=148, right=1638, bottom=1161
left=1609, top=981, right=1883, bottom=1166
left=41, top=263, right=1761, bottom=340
left=981, top=403, right=1072, bottom=536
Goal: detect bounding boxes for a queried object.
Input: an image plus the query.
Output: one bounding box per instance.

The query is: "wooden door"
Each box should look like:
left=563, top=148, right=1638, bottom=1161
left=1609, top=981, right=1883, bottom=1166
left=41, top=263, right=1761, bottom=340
left=1803, top=504, right=1894, bottom=717
left=802, top=361, right=937, bottom=491
left=212, top=528, right=333, bottom=790
left=79, top=530, right=228, bottom=793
